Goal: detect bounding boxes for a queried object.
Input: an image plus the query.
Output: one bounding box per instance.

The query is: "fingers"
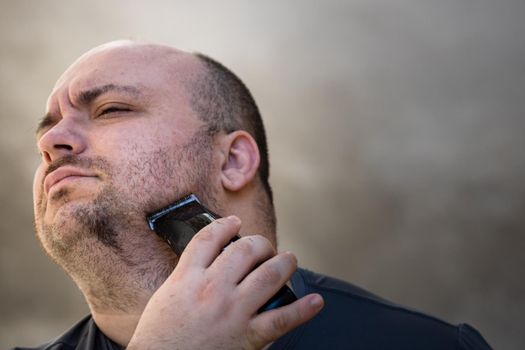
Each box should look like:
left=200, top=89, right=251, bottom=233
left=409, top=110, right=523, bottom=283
left=247, top=293, right=324, bottom=347
left=236, top=251, right=297, bottom=312
left=208, top=235, right=276, bottom=284
left=177, top=216, right=241, bottom=269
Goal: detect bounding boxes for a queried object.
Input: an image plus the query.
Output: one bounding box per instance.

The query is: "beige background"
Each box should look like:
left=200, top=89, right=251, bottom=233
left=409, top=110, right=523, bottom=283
left=1, top=1, right=524, bottom=349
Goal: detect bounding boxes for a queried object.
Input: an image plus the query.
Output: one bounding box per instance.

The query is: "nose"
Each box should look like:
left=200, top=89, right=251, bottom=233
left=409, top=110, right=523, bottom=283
left=37, top=116, right=87, bottom=164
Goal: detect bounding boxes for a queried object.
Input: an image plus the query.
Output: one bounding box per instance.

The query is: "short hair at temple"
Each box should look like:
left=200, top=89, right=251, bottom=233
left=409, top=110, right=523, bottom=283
left=190, top=53, right=274, bottom=204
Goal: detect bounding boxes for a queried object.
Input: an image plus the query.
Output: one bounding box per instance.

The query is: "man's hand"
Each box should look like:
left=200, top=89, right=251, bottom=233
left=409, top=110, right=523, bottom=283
left=127, top=216, right=324, bottom=350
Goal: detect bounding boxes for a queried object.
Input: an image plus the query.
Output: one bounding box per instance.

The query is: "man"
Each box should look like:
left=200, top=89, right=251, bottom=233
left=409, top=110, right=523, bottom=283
left=17, top=40, right=491, bottom=349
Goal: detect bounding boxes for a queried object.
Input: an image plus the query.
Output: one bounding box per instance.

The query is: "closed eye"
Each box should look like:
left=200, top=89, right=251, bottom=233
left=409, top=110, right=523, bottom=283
left=97, top=106, right=132, bottom=117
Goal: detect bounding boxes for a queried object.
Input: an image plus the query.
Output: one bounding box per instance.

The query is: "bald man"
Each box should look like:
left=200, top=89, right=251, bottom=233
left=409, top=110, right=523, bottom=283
left=15, top=41, right=491, bottom=349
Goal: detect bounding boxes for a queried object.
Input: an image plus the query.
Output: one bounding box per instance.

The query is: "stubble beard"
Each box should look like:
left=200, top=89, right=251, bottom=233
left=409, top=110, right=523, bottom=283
left=35, top=129, right=220, bottom=312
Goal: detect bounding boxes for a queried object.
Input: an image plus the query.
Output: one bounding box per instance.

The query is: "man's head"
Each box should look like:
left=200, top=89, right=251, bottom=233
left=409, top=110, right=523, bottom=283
left=33, top=40, right=275, bottom=311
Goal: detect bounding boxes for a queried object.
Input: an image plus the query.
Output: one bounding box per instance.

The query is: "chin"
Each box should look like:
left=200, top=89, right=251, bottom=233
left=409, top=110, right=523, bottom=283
left=41, top=202, right=87, bottom=239
left=43, top=194, right=94, bottom=224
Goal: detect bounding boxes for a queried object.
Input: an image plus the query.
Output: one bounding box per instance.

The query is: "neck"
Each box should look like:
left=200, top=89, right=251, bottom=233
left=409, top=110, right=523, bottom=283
left=91, top=307, right=145, bottom=348
left=220, top=184, right=277, bottom=247
left=80, top=274, right=156, bottom=347
left=73, top=238, right=177, bottom=347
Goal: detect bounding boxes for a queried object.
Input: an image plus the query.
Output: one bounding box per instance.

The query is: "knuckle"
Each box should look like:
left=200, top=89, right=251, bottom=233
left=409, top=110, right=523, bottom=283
left=197, top=277, right=219, bottom=302
left=270, top=312, right=290, bottom=334
left=255, top=264, right=282, bottom=287
left=258, top=235, right=276, bottom=255
left=242, top=234, right=276, bottom=256
left=234, top=237, right=255, bottom=256
left=246, top=322, right=268, bottom=347
left=254, top=234, right=275, bottom=251
left=194, top=227, right=215, bottom=243
left=247, top=314, right=289, bottom=348
left=193, top=217, right=231, bottom=243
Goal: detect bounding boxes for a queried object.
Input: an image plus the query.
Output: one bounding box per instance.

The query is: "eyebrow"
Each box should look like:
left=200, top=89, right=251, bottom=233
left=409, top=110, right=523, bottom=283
left=36, top=84, right=142, bottom=135
left=77, top=83, right=142, bottom=105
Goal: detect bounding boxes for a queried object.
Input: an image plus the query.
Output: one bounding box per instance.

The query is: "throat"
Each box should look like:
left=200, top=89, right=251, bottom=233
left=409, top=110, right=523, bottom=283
left=91, top=309, right=144, bottom=348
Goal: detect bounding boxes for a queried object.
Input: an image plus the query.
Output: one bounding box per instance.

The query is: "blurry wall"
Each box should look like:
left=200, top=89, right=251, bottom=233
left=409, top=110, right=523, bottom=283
left=1, top=0, right=524, bottom=348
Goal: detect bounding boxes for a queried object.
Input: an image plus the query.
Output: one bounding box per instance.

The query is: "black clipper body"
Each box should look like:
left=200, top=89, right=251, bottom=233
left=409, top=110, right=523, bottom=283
left=147, top=194, right=297, bottom=313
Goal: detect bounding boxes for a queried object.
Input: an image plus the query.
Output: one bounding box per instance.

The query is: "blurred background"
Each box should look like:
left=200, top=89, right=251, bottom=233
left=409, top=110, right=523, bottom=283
left=1, top=0, right=524, bottom=348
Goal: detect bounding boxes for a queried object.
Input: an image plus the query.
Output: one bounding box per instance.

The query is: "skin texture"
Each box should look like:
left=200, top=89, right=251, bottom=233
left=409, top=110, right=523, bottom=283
left=34, top=40, right=323, bottom=349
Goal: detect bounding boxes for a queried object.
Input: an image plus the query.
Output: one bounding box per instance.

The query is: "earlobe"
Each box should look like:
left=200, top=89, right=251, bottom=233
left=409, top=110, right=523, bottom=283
left=221, top=131, right=260, bottom=192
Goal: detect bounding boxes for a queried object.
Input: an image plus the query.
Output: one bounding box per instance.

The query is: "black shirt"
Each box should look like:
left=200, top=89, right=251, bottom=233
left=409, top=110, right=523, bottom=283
left=12, top=268, right=492, bottom=349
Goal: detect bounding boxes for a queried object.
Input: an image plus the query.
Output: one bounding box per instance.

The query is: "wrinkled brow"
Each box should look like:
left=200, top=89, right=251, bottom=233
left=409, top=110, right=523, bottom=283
left=36, top=84, right=142, bottom=136
left=76, top=83, right=142, bottom=106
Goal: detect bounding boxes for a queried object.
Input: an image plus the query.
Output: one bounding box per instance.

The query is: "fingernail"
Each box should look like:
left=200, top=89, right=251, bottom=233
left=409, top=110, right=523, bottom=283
left=310, top=295, right=323, bottom=309
left=227, top=215, right=240, bottom=224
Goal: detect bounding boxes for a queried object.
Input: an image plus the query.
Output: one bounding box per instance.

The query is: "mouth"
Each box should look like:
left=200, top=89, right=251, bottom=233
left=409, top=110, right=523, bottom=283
left=44, top=166, right=97, bottom=195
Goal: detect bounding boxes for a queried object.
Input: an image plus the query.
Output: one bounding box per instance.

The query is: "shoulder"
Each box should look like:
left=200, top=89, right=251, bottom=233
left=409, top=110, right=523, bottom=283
left=272, top=268, right=492, bottom=349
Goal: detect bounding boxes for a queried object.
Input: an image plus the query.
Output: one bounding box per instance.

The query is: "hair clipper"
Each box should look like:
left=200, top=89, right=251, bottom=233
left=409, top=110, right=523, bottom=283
left=147, top=194, right=297, bottom=313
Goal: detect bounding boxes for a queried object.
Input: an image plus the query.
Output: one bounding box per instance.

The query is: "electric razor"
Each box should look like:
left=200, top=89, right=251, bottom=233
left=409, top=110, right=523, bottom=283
left=147, top=194, right=297, bottom=313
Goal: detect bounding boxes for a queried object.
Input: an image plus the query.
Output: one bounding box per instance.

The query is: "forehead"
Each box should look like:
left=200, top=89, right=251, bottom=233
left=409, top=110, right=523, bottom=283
left=47, top=44, right=198, bottom=108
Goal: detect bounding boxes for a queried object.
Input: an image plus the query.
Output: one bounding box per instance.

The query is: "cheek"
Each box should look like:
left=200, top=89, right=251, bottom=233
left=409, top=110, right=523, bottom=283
left=109, top=140, right=190, bottom=211
left=99, top=124, right=211, bottom=213
left=33, top=164, right=46, bottom=214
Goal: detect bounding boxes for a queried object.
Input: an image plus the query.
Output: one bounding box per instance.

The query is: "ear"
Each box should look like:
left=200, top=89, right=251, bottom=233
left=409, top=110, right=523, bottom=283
left=220, top=130, right=260, bottom=192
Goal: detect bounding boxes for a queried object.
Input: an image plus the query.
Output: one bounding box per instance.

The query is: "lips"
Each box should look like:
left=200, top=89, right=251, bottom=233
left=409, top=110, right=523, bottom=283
left=44, top=166, right=96, bottom=194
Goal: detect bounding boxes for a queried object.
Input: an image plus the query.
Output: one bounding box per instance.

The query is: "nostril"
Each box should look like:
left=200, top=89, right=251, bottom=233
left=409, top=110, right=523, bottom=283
left=43, top=151, right=52, bottom=163
left=54, top=144, right=73, bottom=151
left=43, top=144, right=74, bottom=163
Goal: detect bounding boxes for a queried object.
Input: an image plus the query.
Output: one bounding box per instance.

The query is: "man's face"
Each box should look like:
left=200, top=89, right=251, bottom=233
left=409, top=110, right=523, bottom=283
left=33, top=43, right=219, bottom=288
